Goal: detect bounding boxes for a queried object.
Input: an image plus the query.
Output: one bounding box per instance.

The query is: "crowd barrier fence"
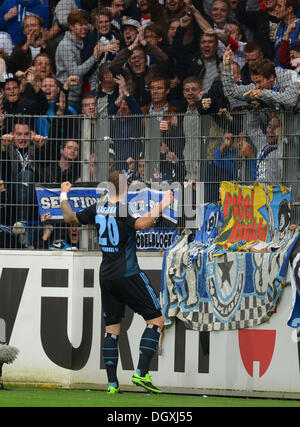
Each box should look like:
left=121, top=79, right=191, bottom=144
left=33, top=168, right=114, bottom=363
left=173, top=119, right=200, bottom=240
left=0, top=109, right=299, bottom=250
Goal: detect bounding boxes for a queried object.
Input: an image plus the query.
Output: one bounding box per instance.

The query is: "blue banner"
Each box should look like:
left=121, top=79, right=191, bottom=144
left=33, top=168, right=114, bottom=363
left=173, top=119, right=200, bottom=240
left=127, top=187, right=178, bottom=223
left=136, top=229, right=179, bottom=251
left=35, top=185, right=102, bottom=221
left=35, top=184, right=178, bottom=224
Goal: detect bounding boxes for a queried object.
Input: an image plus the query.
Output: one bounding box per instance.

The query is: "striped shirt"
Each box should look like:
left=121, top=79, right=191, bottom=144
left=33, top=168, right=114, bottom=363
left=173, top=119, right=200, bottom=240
left=183, top=107, right=201, bottom=181
left=202, top=61, right=220, bottom=92
left=256, top=143, right=283, bottom=184
left=222, top=66, right=299, bottom=110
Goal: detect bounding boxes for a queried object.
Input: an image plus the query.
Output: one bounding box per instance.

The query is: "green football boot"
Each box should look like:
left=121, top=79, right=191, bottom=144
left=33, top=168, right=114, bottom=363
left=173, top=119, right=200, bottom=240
left=131, top=372, right=163, bottom=393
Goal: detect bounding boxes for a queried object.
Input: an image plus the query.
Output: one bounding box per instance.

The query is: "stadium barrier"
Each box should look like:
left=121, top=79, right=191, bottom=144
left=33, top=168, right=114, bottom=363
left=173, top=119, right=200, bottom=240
left=0, top=109, right=299, bottom=250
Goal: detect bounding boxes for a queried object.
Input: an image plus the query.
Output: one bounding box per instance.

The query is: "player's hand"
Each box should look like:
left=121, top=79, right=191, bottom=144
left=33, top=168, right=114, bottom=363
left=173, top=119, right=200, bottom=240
left=61, top=181, right=72, bottom=194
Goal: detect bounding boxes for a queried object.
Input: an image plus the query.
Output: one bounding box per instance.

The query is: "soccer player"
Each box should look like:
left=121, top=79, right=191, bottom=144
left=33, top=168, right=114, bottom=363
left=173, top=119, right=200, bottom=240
left=59, top=171, right=174, bottom=394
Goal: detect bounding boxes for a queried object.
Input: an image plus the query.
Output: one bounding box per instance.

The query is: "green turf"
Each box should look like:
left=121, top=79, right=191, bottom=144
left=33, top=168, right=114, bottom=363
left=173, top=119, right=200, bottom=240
left=0, top=386, right=299, bottom=407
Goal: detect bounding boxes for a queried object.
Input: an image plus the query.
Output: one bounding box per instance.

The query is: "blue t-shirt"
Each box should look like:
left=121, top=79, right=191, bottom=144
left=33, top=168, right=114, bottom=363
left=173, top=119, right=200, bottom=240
left=213, top=146, right=257, bottom=181
left=0, top=0, right=49, bottom=45
left=274, top=18, right=300, bottom=67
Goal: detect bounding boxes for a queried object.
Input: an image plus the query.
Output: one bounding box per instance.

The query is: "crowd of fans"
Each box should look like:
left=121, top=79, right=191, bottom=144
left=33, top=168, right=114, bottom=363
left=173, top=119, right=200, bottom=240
left=0, top=0, right=299, bottom=249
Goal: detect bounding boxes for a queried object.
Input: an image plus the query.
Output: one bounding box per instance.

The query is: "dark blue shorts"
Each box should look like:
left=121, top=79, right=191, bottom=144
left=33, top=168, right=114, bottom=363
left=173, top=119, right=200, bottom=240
left=100, top=271, right=162, bottom=326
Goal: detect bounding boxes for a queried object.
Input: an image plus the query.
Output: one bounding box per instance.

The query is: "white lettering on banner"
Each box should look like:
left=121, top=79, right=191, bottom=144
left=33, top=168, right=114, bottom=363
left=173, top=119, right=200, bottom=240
left=40, top=196, right=98, bottom=210
left=69, top=197, right=80, bottom=208
left=130, top=200, right=145, bottom=212
left=136, top=231, right=175, bottom=250
left=70, top=196, right=98, bottom=208
left=40, top=196, right=60, bottom=209
left=40, top=197, right=51, bottom=209
left=149, top=200, right=159, bottom=210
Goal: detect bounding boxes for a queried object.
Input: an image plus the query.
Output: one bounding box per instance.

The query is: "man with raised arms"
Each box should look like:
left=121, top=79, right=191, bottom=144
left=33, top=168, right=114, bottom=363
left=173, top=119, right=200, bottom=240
left=59, top=171, right=174, bottom=394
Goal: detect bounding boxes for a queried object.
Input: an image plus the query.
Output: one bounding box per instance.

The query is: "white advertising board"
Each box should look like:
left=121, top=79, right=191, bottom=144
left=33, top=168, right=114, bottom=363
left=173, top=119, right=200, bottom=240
left=0, top=250, right=299, bottom=397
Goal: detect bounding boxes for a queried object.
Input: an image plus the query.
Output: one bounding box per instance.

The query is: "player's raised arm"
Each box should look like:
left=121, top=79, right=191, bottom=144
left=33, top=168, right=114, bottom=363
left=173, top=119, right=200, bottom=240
left=60, top=181, right=80, bottom=224
left=134, top=190, right=174, bottom=230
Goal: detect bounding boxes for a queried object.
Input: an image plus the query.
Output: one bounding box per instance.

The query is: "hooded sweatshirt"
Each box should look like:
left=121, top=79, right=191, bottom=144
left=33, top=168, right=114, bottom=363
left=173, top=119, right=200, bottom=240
left=55, top=31, right=97, bottom=104
left=52, top=0, right=79, bottom=31
left=0, top=0, right=49, bottom=45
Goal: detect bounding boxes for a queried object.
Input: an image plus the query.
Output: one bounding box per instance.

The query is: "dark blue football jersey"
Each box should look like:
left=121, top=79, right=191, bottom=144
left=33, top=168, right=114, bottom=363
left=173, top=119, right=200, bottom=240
left=76, top=201, right=140, bottom=279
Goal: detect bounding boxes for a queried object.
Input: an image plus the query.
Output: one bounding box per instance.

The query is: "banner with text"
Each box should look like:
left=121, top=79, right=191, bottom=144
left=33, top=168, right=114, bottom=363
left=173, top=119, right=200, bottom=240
left=214, top=181, right=292, bottom=254
left=36, top=184, right=178, bottom=224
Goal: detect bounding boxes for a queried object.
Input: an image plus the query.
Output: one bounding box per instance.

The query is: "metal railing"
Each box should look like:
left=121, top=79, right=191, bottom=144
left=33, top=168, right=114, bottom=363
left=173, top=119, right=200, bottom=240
left=0, top=109, right=299, bottom=249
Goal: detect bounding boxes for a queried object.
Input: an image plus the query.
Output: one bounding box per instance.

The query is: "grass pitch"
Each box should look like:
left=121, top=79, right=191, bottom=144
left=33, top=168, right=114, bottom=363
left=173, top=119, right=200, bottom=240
left=0, top=386, right=299, bottom=407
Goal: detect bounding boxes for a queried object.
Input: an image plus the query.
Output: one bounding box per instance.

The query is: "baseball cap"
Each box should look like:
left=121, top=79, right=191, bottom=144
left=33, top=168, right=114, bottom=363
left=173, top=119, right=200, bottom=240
left=1, top=73, right=20, bottom=86
left=123, top=18, right=140, bottom=29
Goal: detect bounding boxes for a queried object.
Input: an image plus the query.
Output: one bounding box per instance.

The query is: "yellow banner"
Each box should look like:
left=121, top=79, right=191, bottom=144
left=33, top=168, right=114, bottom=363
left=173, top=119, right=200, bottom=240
left=215, top=182, right=269, bottom=251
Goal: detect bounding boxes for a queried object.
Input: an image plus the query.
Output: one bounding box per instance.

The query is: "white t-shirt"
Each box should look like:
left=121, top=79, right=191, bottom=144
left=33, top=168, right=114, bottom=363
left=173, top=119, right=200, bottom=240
left=29, top=45, right=41, bottom=59
left=0, top=32, right=13, bottom=56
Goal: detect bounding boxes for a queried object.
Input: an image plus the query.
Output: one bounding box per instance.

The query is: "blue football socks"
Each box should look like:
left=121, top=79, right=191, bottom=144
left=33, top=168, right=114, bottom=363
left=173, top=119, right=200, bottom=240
left=137, top=324, right=161, bottom=377
left=103, top=332, right=119, bottom=388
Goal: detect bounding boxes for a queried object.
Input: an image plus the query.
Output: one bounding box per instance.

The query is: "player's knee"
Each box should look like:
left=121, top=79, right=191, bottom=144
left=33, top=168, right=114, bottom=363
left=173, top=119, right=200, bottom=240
left=147, top=315, right=164, bottom=330
left=105, top=323, right=121, bottom=336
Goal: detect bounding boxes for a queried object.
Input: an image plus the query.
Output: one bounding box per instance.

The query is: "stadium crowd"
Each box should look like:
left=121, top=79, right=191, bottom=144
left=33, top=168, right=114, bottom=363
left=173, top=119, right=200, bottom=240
left=0, top=0, right=299, bottom=249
